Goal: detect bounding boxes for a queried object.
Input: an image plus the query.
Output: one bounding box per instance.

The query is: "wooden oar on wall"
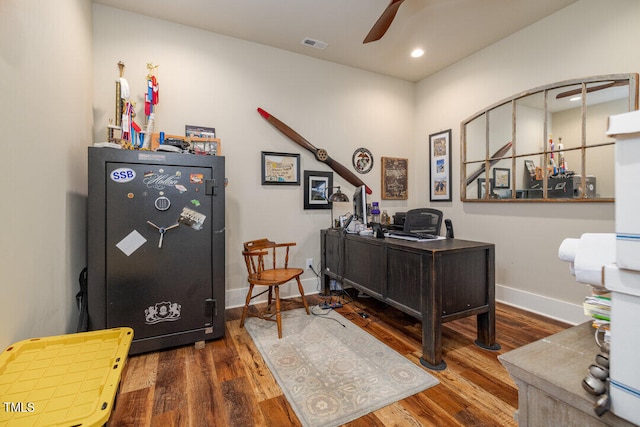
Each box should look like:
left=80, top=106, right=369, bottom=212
left=257, top=108, right=372, bottom=194
left=465, top=142, right=513, bottom=186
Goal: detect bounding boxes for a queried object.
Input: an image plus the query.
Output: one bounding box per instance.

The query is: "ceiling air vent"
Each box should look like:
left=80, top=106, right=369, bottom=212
left=301, top=37, right=328, bottom=50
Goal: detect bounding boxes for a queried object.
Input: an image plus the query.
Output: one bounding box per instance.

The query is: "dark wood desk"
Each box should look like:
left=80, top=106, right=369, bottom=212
left=321, top=229, right=500, bottom=370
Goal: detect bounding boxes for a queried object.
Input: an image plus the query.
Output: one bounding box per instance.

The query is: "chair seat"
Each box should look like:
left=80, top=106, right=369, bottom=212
left=248, top=267, right=304, bottom=286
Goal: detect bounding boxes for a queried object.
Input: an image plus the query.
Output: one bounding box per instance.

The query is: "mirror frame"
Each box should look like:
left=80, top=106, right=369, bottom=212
left=460, top=73, right=639, bottom=202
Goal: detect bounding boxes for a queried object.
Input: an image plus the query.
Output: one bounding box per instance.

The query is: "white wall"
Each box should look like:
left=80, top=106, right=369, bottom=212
left=415, top=0, right=640, bottom=322
left=0, top=0, right=93, bottom=349
left=92, top=5, right=416, bottom=308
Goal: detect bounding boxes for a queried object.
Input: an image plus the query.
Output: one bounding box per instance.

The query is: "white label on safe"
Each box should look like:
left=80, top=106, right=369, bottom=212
left=110, top=168, right=136, bottom=183
left=116, top=230, right=147, bottom=256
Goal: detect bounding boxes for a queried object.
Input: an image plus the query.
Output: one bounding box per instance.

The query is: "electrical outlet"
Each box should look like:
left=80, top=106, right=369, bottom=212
left=306, top=258, right=314, bottom=270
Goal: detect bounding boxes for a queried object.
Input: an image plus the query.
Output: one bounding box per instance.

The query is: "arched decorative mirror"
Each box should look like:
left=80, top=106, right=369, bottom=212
left=461, top=73, right=639, bottom=202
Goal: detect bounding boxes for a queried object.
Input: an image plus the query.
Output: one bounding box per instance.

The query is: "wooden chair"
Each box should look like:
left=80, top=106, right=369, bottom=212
left=240, top=238, right=310, bottom=338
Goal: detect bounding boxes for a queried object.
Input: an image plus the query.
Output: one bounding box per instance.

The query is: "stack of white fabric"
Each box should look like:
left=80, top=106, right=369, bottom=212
left=558, top=233, right=616, bottom=288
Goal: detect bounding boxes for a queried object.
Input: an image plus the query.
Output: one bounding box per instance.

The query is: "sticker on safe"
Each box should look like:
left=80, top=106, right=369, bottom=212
left=178, top=207, right=206, bottom=230
left=116, top=230, right=147, bottom=256
left=143, top=172, right=181, bottom=190
left=145, top=301, right=181, bottom=324
left=110, top=168, right=136, bottom=183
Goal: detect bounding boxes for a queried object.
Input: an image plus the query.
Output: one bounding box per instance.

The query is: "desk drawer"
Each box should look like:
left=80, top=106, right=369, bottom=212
left=344, top=239, right=385, bottom=295
left=386, top=247, right=423, bottom=312
left=440, top=250, right=488, bottom=315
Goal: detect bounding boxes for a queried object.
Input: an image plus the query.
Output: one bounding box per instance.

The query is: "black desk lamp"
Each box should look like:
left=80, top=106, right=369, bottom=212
left=327, top=186, right=349, bottom=227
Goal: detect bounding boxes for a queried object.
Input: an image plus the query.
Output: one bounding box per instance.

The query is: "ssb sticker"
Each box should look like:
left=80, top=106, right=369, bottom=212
left=110, top=168, right=136, bottom=183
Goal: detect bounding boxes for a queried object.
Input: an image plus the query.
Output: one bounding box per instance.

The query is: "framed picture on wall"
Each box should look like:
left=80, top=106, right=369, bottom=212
left=524, top=160, right=536, bottom=177
left=303, top=171, right=333, bottom=210
left=493, top=168, right=511, bottom=188
left=381, top=157, right=408, bottom=200
left=261, top=152, right=300, bottom=185
left=185, top=125, right=216, bottom=138
left=429, top=129, right=452, bottom=201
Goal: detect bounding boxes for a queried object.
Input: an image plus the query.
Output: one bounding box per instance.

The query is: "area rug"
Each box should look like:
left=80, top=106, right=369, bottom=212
left=244, top=308, right=439, bottom=427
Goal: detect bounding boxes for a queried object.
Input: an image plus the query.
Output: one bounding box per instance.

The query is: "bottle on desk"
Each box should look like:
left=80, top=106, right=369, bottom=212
left=381, top=210, right=389, bottom=226
left=371, top=202, right=380, bottom=223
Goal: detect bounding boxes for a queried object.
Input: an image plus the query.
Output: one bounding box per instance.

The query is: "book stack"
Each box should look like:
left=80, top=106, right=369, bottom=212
left=583, top=292, right=611, bottom=327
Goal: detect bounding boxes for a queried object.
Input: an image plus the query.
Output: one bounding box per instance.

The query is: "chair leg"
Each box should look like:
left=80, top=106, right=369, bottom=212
left=274, top=285, right=282, bottom=339
left=296, top=276, right=310, bottom=315
left=274, top=285, right=282, bottom=338
left=240, top=284, right=254, bottom=329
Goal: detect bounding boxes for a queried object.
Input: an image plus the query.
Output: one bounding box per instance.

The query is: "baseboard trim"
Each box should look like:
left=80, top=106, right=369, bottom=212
left=496, top=284, right=588, bottom=325
left=225, top=280, right=588, bottom=326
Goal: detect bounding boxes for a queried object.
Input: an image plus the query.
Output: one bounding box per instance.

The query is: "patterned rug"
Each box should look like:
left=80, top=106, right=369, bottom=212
left=244, top=308, right=439, bottom=427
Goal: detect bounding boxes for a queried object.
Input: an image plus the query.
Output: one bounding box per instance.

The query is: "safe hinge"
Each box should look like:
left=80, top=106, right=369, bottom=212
left=205, top=298, right=217, bottom=317
left=205, top=179, right=217, bottom=196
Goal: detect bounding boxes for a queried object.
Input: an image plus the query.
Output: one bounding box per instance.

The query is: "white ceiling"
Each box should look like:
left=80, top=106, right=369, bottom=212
left=93, top=0, right=578, bottom=82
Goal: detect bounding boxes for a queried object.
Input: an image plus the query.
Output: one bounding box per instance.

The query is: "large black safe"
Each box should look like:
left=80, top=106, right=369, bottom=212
left=87, top=147, right=225, bottom=354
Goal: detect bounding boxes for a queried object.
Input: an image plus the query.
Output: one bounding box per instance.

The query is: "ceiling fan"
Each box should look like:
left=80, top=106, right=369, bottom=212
left=363, top=0, right=406, bottom=44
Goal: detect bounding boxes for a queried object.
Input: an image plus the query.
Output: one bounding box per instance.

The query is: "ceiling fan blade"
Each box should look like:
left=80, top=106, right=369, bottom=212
left=363, top=0, right=406, bottom=44
left=555, top=80, right=629, bottom=99
left=257, top=108, right=372, bottom=194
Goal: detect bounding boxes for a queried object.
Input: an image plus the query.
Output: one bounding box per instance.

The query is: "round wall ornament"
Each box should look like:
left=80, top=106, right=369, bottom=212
left=352, top=147, right=374, bottom=174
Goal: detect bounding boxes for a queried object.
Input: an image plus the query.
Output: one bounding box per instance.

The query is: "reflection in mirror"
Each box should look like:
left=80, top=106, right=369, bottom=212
left=466, top=163, right=480, bottom=200
left=585, top=81, right=630, bottom=147
left=586, top=145, right=615, bottom=198
left=518, top=155, right=549, bottom=199
left=488, top=102, right=512, bottom=159
left=461, top=74, right=638, bottom=202
left=548, top=83, right=583, bottom=150
left=465, top=113, right=486, bottom=162
left=515, top=92, right=545, bottom=153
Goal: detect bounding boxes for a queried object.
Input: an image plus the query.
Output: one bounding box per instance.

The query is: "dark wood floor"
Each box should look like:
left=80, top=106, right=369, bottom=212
left=108, top=291, right=570, bottom=426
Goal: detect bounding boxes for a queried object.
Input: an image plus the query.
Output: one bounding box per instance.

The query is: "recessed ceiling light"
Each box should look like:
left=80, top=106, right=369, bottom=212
left=411, top=48, right=424, bottom=58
